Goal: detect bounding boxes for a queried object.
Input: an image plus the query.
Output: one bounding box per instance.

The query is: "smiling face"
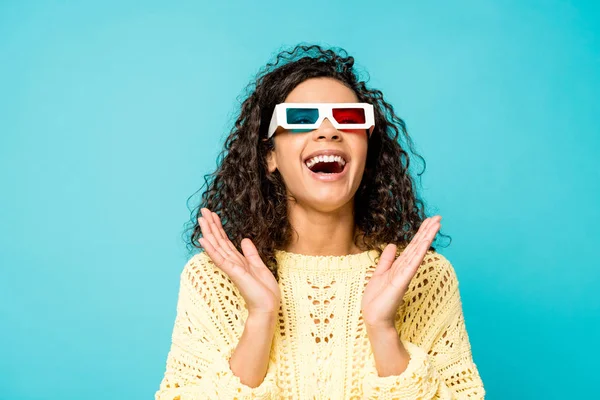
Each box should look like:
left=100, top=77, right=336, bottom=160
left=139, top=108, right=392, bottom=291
left=266, top=77, right=369, bottom=213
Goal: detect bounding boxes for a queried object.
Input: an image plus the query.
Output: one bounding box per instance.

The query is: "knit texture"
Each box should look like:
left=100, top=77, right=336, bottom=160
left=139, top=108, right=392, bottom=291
left=155, top=249, right=485, bottom=399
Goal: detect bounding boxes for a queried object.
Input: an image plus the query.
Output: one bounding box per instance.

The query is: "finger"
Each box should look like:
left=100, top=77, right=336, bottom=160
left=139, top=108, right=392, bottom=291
left=201, top=208, right=238, bottom=259
left=198, top=216, right=229, bottom=260
left=405, top=216, right=441, bottom=256
left=411, top=219, right=436, bottom=252
left=240, top=239, right=281, bottom=292
left=407, top=219, right=440, bottom=260
left=203, top=211, right=237, bottom=258
left=391, top=251, right=423, bottom=289
left=392, top=217, right=440, bottom=273
left=198, top=237, right=226, bottom=270
left=197, top=214, right=216, bottom=248
left=212, top=212, right=239, bottom=253
left=208, top=212, right=248, bottom=267
left=390, top=238, right=431, bottom=289
left=201, top=209, right=249, bottom=270
left=392, top=219, right=430, bottom=269
left=401, top=224, right=440, bottom=277
left=402, top=218, right=432, bottom=256
left=202, top=208, right=225, bottom=241
left=420, top=218, right=441, bottom=248
left=411, top=217, right=435, bottom=246
left=400, top=240, right=433, bottom=283
left=373, top=243, right=396, bottom=276
left=200, top=238, right=247, bottom=282
left=240, top=238, right=266, bottom=269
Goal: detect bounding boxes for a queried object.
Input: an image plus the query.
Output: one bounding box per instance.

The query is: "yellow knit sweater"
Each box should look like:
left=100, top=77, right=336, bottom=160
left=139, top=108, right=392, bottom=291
left=155, top=249, right=485, bottom=399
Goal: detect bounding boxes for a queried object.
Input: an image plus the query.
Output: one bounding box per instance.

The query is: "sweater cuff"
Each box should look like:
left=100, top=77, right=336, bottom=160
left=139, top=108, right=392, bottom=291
left=362, top=340, right=441, bottom=399
left=211, top=344, right=278, bottom=399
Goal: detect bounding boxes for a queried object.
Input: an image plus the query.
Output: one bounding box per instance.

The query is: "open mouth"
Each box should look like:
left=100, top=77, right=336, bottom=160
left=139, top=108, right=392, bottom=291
left=304, top=155, right=347, bottom=174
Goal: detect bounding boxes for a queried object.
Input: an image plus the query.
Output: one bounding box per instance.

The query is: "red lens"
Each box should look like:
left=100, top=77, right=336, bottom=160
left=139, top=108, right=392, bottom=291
left=332, top=108, right=366, bottom=124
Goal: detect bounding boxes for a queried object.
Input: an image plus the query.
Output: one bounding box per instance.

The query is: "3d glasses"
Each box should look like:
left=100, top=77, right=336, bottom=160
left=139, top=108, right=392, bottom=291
left=267, top=103, right=375, bottom=138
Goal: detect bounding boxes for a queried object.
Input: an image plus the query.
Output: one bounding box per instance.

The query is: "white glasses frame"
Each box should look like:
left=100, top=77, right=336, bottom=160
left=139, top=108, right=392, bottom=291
left=267, top=102, right=375, bottom=138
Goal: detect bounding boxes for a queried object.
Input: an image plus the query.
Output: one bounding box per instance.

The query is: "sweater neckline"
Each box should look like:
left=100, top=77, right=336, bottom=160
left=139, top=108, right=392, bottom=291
left=274, top=248, right=380, bottom=272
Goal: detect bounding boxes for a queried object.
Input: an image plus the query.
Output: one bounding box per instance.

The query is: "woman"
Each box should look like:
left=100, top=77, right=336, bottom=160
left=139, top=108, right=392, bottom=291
left=155, top=44, right=485, bottom=399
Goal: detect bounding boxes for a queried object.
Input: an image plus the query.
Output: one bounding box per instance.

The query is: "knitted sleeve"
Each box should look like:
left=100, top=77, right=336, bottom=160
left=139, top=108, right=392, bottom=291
left=362, top=253, right=485, bottom=399
left=154, top=254, right=278, bottom=400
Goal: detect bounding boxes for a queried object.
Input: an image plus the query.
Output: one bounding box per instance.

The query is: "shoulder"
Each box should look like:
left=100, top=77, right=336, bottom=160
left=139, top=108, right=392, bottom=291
left=176, top=252, right=246, bottom=334
left=404, top=250, right=460, bottom=303
left=419, top=250, right=458, bottom=285
left=180, top=251, right=209, bottom=282
left=180, top=251, right=229, bottom=279
left=398, top=250, right=462, bottom=334
left=399, top=251, right=472, bottom=350
left=179, top=251, right=233, bottom=300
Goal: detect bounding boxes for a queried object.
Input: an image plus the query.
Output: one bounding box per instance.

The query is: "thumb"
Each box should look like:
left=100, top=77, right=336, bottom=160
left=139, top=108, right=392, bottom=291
left=373, top=244, right=397, bottom=276
left=241, top=238, right=264, bottom=268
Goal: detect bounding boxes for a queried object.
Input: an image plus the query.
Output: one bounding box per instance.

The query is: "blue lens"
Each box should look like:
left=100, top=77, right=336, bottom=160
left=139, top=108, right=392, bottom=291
left=286, top=108, right=319, bottom=124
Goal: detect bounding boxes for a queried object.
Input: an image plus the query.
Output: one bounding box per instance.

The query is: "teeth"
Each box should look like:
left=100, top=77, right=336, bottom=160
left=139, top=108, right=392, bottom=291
left=304, top=154, right=347, bottom=169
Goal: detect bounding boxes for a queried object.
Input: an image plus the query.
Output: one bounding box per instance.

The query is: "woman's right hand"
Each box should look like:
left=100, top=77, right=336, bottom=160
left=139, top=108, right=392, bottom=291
left=197, top=208, right=281, bottom=318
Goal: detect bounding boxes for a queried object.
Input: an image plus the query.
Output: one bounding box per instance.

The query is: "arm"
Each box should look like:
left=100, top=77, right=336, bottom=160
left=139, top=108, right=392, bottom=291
left=230, top=313, right=277, bottom=388
left=365, top=325, right=411, bottom=377
left=154, top=254, right=278, bottom=400
left=362, top=253, right=485, bottom=399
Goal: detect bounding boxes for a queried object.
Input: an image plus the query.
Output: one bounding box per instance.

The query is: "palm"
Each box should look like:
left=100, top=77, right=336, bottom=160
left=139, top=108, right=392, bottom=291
left=197, top=208, right=281, bottom=315
left=361, top=216, right=442, bottom=328
left=362, top=267, right=402, bottom=326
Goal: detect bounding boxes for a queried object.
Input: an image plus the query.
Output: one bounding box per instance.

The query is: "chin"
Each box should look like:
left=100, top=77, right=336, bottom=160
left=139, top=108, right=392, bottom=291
left=300, top=194, right=354, bottom=213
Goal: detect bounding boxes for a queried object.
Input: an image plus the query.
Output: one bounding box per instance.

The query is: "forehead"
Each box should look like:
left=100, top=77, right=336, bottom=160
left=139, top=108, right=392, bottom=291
left=284, top=77, right=359, bottom=103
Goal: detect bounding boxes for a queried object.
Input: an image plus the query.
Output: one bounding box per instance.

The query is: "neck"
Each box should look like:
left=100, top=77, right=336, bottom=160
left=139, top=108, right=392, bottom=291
left=284, top=200, right=363, bottom=256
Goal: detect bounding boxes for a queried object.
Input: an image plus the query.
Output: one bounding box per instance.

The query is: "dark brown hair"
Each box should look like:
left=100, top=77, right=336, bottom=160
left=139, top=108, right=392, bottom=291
left=184, top=44, right=451, bottom=281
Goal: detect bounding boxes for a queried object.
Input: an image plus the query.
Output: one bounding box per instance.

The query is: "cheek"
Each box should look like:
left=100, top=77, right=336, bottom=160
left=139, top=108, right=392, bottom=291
left=347, top=135, right=369, bottom=164
left=273, top=138, right=304, bottom=175
left=339, top=128, right=368, bottom=135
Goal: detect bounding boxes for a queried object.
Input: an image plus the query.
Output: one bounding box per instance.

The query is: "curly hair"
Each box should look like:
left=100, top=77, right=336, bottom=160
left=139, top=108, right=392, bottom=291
left=184, top=43, right=451, bottom=281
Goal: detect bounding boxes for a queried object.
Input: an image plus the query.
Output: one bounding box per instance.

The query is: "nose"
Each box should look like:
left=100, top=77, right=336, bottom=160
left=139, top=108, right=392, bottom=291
left=312, top=118, right=341, bottom=141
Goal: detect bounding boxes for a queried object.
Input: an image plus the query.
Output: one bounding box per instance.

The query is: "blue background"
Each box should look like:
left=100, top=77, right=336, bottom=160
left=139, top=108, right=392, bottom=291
left=1, top=1, right=598, bottom=399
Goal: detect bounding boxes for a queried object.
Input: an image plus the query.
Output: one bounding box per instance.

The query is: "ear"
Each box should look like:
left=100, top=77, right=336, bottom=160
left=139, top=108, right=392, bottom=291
left=266, top=149, right=277, bottom=173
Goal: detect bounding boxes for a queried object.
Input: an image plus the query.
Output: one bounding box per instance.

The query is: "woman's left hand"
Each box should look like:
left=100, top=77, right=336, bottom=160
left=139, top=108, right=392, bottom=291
left=361, top=216, right=442, bottom=330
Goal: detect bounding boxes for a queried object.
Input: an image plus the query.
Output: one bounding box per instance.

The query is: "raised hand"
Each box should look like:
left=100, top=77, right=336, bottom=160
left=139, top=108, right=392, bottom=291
left=197, top=208, right=281, bottom=317
left=361, top=216, right=442, bottom=329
